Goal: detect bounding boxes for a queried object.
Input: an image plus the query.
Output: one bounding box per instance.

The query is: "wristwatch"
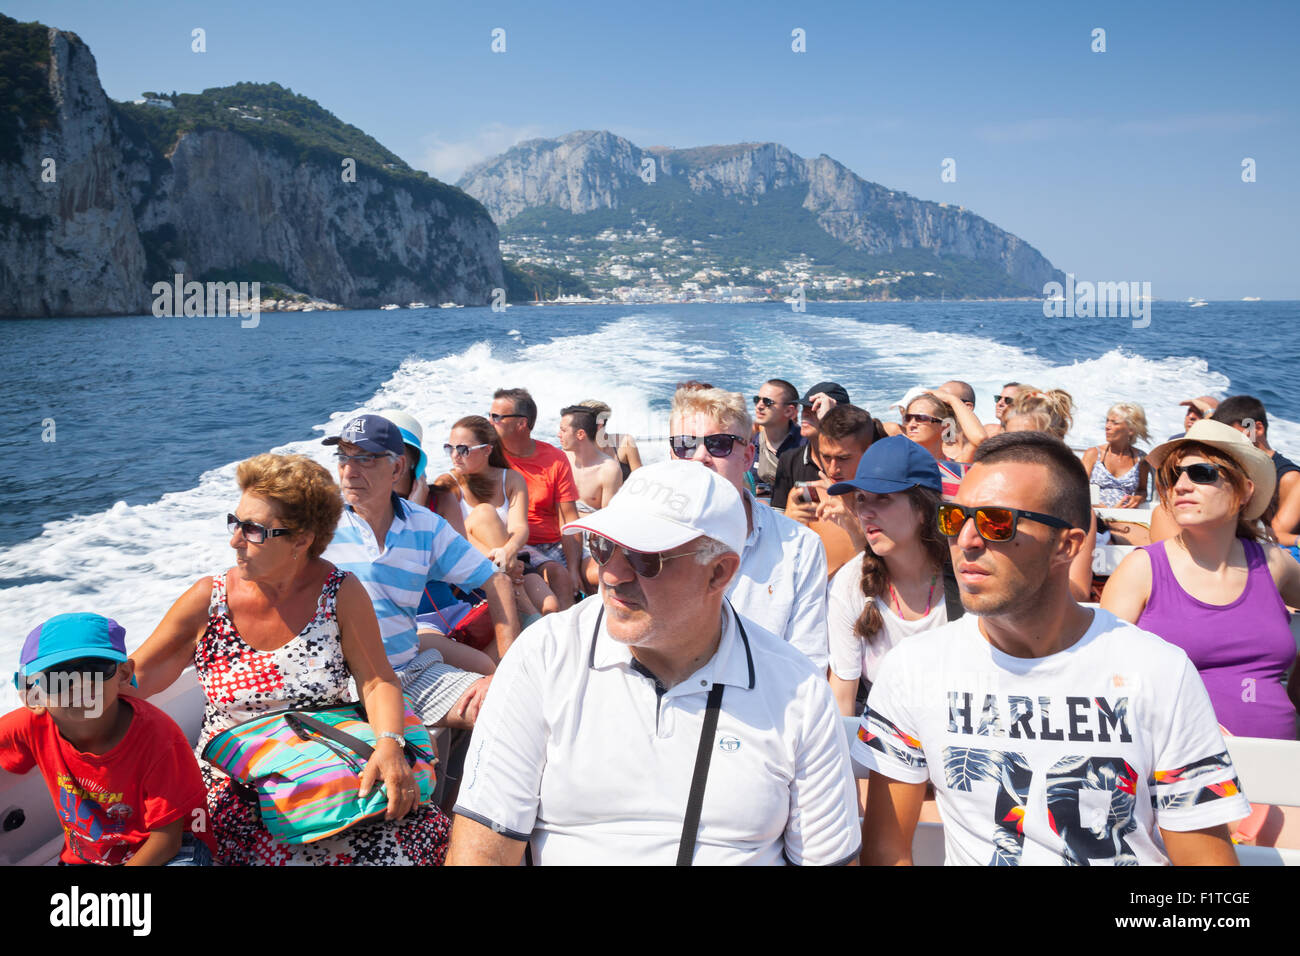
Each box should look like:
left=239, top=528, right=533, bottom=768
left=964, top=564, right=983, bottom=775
left=376, top=731, right=405, bottom=747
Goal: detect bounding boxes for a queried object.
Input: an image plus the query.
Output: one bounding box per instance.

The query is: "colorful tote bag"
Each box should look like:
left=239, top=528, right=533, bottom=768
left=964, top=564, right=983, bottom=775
left=202, top=702, right=437, bottom=844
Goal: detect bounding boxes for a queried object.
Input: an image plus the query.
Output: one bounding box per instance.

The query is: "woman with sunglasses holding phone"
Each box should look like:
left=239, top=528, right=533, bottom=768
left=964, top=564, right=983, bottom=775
left=432, top=415, right=557, bottom=620
left=1102, top=421, right=1300, bottom=739
left=825, top=437, right=959, bottom=717
left=130, top=453, right=452, bottom=864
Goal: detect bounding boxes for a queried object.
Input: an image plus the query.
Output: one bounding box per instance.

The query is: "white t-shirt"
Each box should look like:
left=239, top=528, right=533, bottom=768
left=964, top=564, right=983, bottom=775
left=827, top=554, right=949, bottom=683
left=454, top=596, right=860, bottom=865
left=854, top=608, right=1250, bottom=866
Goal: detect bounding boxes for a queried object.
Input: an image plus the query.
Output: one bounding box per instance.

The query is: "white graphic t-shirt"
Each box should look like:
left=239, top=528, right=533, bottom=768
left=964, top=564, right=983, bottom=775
left=854, top=608, right=1250, bottom=866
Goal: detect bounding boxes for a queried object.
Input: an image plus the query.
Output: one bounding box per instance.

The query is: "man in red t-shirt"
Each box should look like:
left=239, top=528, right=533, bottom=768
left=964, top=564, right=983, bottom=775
left=491, top=388, right=582, bottom=609
left=2, top=613, right=212, bottom=865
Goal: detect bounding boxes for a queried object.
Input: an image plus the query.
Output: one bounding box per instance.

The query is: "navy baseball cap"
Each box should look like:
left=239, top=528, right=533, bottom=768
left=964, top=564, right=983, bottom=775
left=798, top=382, right=851, bottom=407
left=828, top=435, right=942, bottom=495
left=16, top=613, right=128, bottom=686
left=322, top=414, right=406, bottom=456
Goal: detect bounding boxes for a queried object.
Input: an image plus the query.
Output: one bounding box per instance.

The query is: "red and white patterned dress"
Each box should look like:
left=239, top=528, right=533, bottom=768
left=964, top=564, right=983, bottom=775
left=195, top=569, right=450, bottom=865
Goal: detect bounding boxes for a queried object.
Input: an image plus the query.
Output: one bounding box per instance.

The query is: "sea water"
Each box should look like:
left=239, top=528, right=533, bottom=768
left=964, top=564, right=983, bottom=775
left=2, top=300, right=1297, bottom=709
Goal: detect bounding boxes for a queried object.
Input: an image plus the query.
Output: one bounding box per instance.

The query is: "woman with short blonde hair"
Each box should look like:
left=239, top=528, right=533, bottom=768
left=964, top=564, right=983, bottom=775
left=1083, top=401, right=1152, bottom=508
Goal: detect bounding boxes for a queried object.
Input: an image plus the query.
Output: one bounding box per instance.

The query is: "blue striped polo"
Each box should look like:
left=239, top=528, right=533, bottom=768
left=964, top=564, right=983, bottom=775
left=323, top=493, right=495, bottom=668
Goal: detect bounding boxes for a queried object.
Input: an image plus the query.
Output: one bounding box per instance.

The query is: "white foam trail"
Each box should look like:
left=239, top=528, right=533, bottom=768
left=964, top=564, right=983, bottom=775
left=0, top=314, right=707, bottom=709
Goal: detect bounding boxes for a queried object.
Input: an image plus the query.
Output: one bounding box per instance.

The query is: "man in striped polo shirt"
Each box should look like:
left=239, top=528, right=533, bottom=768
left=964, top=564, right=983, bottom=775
left=321, top=414, right=520, bottom=728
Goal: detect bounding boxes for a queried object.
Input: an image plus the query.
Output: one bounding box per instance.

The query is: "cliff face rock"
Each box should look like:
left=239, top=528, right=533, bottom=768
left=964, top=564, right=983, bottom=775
left=462, top=130, right=649, bottom=222
left=127, top=129, right=503, bottom=308
left=0, top=20, right=503, bottom=317
left=0, top=28, right=149, bottom=316
left=461, top=131, right=1064, bottom=292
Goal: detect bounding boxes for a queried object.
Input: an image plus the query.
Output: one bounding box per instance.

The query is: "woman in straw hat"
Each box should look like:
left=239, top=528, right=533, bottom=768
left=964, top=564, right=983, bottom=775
left=1102, top=420, right=1300, bottom=739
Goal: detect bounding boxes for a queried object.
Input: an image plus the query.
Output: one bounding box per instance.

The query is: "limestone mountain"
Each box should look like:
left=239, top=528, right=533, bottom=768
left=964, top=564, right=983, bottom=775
left=0, top=15, right=503, bottom=317
left=460, top=130, right=1064, bottom=296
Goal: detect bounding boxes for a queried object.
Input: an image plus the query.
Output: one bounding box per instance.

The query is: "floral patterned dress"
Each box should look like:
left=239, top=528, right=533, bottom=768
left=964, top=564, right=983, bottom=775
left=195, top=569, right=450, bottom=865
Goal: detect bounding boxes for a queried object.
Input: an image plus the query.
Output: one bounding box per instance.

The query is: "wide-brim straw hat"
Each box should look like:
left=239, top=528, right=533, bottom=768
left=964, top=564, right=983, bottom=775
left=1147, top=419, right=1276, bottom=520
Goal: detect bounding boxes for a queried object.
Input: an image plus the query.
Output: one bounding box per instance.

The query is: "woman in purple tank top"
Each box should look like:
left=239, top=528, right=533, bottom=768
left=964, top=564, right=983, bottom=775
left=1102, top=420, right=1300, bottom=739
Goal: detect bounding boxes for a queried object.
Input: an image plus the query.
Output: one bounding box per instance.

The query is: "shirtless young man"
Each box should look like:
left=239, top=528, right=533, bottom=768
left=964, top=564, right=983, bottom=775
left=558, top=405, right=624, bottom=591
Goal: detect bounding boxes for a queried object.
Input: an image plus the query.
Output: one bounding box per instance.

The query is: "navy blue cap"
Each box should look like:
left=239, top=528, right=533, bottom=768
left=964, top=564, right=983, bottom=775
left=798, top=382, right=850, bottom=407
left=322, top=414, right=406, bottom=456
left=827, top=435, right=942, bottom=495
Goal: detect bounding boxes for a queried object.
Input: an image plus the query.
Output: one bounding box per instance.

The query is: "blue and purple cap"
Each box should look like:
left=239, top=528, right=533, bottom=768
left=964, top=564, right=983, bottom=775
left=828, top=435, right=942, bottom=495
left=322, top=414, right=406, bottom=457
left=15, top=613, right=127, bottom=686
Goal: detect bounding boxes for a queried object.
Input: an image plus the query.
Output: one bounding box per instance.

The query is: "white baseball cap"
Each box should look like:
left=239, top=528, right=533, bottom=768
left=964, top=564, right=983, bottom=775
left=561, top=460, right=746, bottom=555
left=892, top=385, right=930, bottom=413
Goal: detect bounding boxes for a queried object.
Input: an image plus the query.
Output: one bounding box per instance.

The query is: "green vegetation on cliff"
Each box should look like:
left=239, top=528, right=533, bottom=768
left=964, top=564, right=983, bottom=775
left=505, top=179, right=1038, bottom=298
left=0, top=15, right=58, bottom=163
left=504, top=260, right=594, bottom=302
left=112, top=82, right=481, bottom=219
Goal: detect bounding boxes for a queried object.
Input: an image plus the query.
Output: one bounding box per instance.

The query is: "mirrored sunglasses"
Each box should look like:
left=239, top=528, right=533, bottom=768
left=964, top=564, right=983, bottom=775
left=937, top=503, right=1073, bottom=542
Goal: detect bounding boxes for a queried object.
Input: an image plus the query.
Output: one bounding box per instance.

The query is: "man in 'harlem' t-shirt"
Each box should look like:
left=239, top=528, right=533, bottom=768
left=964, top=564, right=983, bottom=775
left=857, top=432, right=1249, bottom=866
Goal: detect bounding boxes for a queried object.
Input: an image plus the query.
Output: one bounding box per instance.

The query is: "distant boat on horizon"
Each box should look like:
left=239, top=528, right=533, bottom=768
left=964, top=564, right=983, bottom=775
left=379, top=303, right=400, bottom=310
left=1242, top=296, right=1262, bottom=302
left=407, top=301, right=428, bottom=309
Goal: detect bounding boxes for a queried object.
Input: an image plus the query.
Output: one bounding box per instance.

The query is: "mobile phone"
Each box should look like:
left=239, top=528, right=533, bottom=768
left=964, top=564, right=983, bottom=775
left=795, top=481, right=820, bottom=503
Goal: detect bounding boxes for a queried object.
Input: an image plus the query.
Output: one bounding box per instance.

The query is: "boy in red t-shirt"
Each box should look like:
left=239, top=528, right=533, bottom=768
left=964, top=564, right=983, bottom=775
left=2, top=613, right=212, bottom=865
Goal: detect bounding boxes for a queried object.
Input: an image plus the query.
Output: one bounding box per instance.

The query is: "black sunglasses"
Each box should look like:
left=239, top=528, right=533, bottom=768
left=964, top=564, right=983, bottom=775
left=1170, top=463, right=1220, bottom=485
left=752, top=395, right=791, bottom=409
left=669, top=433, right=744, bottom=459
left=937, top=503, right=1074, bottom=542
left=489, top=413, right=527, bottom=423
left=589, top=536, right=702, bottom=578
left=228, top=514, right=293, bottom=544
left=903, top=413, right=944, bottom=426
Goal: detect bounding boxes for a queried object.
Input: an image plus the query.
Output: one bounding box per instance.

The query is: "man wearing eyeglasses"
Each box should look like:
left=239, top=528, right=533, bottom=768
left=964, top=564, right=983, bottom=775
left=491, top=388, right=584, bottom=609
left=446, top=461, right=859, bottom=865
left=321, top=414, right=521, bottom=731
left=669, top=385, right=830, bottom=671
left=857, top=431, right=1248, bottom=866
left=770, top=381, right=851, bottom=512
left=749, top=379, right=804, bottom=497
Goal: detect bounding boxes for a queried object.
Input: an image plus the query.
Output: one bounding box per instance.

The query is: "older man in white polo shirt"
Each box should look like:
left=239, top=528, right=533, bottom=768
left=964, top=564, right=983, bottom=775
left=668, top=385, right=829, bottom=671
left=447, top=461, right=858, bottom=866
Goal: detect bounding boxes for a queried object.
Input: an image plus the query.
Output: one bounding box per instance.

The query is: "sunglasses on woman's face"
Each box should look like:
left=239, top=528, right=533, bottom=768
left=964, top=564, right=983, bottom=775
left=228, top=514, right=293, bottom=544
left=903, top=413, right=943, bottom=426
left=669, top=433, right=744, bottom=459
left=588, top=535, right=701, bottom=578
left=1170, top=463, right=1220, bottom=485
left=937, top=503, right=1073, bottom=542
left=444, top=442, right=490, bottom=458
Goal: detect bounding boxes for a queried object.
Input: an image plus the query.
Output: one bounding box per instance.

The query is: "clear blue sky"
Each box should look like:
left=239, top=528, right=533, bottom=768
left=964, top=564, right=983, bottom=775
left=10, top=0, right=1298, bottom=299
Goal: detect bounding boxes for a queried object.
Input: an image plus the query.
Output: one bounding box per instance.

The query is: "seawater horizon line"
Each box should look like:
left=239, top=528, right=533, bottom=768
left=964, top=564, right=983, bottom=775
left=5, top=296, right=1299, bottom=322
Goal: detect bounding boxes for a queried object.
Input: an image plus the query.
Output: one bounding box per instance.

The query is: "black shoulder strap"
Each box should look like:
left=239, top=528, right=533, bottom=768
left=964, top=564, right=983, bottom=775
left=677, top=682, right=725, bottom=866
left=942, top=558, right=965, bottom=621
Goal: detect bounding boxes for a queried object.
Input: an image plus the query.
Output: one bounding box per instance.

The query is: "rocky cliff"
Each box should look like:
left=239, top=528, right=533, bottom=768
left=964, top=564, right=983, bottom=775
left=461, top=130, right=1063, bottom=294
left=0, top=17, right=503, bottom=317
